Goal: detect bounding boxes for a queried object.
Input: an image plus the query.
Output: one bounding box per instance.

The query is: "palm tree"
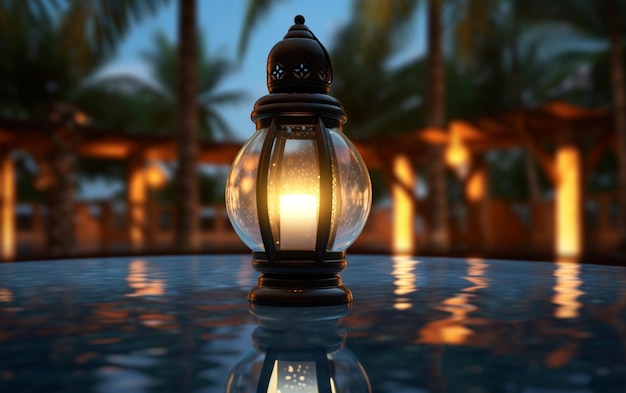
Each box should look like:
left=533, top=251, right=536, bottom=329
left=338, top=0, right=451, bottom=254
left=608, top=0, right=626, bottom=252
left=0, top=0, right=168, bottom=256
left=520, top=0, right=626, bottom=252
left=329, top=20, right=424, bottom=140
left=353, top=0, right=449, bottom=253
left=60, top=0, right=200, bottom=254
left=83, top=32, right=246, bottom=139
left=424, top=0, right=450, bottom=253
left=0, top=6, right=101, bottom=256
left=174, top=0, right=199, bottom=252
left=452, top=0, right=590, bottom=202
left=85, top=25, right=245, bottom=255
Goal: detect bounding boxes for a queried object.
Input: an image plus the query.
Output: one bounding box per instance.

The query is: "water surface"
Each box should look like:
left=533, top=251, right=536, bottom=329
left=1, top=255, right=625, bottom=392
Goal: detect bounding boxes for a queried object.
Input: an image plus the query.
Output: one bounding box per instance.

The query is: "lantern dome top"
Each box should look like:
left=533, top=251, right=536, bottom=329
left=266, top=15, right=332, bottom=94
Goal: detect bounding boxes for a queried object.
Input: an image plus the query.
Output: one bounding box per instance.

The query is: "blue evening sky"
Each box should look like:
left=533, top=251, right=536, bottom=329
left=98, top=0, right=425, bottom=142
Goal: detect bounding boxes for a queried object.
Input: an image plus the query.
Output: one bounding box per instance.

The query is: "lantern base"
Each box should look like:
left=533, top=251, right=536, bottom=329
left=249, top=252, right=351, bottom=306
left=249, top=275, right=352, bottom=306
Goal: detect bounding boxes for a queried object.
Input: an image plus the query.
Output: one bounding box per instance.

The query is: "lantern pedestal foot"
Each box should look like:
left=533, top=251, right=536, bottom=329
left=248, top=274, right=353, bottom=306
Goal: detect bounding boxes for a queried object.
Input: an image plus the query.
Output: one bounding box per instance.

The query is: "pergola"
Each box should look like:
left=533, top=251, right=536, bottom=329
left=375, top=101, right=614, bottom=258
left=467, top=101, right=612, bottom=259
left=0, top=116, right=239, bottom=260
left=0, top=101, right=616, bottom=261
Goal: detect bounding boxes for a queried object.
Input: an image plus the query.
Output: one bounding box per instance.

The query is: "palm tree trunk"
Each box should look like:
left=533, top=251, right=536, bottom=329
left=43, top=127, right=79, bottom=257
left=426, top=0, right=450, bottom=253
left=609, top=0, right=626, bottom=252
left=175, top=0, right=200, bottom=252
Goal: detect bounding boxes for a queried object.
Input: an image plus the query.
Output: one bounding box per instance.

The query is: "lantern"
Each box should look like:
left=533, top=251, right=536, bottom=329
left=225, top=16, right=371, bottom=306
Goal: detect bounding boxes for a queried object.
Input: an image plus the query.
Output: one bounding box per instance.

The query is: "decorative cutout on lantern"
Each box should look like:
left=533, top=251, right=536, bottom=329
left=294, top=63, right=311, bottom=79
left=271, top=63, right=285, bottom=81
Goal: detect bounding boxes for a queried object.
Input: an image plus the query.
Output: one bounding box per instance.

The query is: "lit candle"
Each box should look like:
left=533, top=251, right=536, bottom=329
left=279, top=194, right=317, bottom=250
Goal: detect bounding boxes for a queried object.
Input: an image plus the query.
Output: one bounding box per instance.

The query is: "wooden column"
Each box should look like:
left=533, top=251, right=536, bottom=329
left=555, top=141, right=583, bottom=259
left=392, top=154, right=416, bottom=255
left=0, top=151, right=15, bottom=261
left=127, top=154, right=147, bottom=252
left=99, top=201, right=113, bottom=252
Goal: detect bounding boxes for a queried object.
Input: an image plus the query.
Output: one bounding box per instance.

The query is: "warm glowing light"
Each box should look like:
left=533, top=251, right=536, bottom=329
left=391, top=255, right=418, bottom=311
left=78, top=143, right=129, bottom=158
left=392, top=154, right=415, bottom=255
left=417, top=318, right=474, bottom=345
left=553, top=261, right=584, bottom=319
left=126, top=260, right=165, bottom=297
left=417, top=291, right=477, bottom=345
left=145, top=160, right=167, bottom=188
left=417, top=259, right=486, bottom=345
left=0, top=288, right=13, bottom=302
left=279, top=194, right=318, bottom=250
left=441, top=293, right=477, bottom=319
left=465, top=257, right=488, bottom=292
left=73, top=111, right=89, bottom=125
left=465, top=169, right=485, bottom=202
left=128, top=162, right=147, bottom=250
left=0, top=154, right=15, bottom=260
left=555, top=145, right=581, bottom=258
left=546, top=345, right=578, bottom=368
left=445, top=129, right=471, bottom=179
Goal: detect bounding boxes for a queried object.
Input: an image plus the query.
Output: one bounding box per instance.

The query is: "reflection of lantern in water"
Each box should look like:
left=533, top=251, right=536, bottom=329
left=225, top=15, right=371, bottom=306
left=226, top=304, right=371, bottom=392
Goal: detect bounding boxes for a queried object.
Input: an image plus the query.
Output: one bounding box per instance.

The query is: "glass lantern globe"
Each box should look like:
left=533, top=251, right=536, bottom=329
left=225, top=123, right=371, bottom=254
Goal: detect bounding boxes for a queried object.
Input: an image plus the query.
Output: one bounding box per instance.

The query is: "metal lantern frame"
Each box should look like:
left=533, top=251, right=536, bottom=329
left=251, top=94, right=348, bottom=263
left=248, top=93, right=355, bottom=306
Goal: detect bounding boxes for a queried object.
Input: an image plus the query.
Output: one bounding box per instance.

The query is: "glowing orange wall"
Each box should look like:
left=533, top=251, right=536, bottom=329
left=392, top=155, right=415, bottom=255
left=555, top=145, right=582, bottom=259
left=0, top=153, right=15, bottom=260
